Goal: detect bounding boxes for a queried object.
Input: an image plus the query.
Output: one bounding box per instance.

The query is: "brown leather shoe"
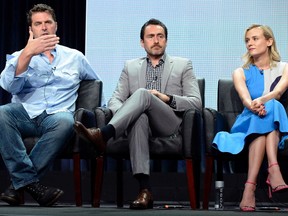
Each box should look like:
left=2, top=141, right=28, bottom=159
left=74, top=121, right=106, bottom=154
left=129, top=189, right=153, bottom=209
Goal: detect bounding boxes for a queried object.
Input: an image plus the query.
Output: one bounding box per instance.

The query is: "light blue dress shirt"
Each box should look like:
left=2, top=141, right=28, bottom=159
left=0, top=44, right=104, bottom=118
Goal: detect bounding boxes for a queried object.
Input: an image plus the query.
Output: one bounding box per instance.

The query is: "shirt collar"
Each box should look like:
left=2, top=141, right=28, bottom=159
left=146, top=53, right=166, bottom=65
left=40, top=46, right=57, bottom=57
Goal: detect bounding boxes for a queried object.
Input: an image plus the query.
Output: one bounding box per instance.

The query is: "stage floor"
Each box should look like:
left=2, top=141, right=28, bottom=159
left=0, top=202, right=287, bottom=216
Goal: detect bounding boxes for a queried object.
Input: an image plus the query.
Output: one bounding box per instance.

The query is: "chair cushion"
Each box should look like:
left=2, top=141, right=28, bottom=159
left=106, top=134, right=183, bottom=159
left=23, top=137, right=39, bottom=153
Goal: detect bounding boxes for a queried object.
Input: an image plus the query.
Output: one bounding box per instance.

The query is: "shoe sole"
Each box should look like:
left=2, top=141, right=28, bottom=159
left=40, top=190, right=64, bottom=207
left=0, top=195, right=21, bottom=206
left=129, top=202, right=153, bottom=210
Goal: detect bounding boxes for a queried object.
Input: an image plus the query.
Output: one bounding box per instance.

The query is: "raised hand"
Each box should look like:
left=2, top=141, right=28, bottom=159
left=15, top=28, right=59, bottom=75
left=26, top=28, right=60, bottom=56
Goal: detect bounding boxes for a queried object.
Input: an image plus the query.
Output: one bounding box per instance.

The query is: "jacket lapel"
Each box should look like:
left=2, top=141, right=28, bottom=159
left=161, top=55, right=173, bottom=92
left=138, top=58, right=147, bottom=88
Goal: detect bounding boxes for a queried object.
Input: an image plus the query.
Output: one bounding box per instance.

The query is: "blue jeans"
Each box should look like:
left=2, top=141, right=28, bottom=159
left=0, top=103, right=74, bottom=189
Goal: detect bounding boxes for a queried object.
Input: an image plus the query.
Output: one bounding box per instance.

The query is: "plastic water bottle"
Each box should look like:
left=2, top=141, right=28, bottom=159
left=215, top=180, right=224, bottom=210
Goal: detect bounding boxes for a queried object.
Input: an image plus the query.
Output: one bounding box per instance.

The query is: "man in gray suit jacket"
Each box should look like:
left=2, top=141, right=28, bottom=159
left=74, top=18, right=202, bottom=209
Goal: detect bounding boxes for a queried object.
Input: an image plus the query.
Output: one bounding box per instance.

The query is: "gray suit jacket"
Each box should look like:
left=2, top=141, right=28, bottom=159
left=108, top=54, right=202, bottom=115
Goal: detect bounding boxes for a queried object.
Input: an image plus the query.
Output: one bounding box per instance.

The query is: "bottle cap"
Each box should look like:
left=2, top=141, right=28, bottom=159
left=215, top=180, right=224, bottom=187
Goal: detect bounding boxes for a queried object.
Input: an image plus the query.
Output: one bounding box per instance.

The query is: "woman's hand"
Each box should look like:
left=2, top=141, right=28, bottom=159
left=251, top=98, right=266, bottom=116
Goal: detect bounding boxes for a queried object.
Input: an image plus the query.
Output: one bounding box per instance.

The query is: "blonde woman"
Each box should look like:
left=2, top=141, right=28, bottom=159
left=213, top=24, right=288, bottom=211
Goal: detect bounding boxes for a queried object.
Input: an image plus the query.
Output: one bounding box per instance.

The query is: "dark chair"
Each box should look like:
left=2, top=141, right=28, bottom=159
left=202, top=79, right=288, bottom=209
left=202, top=79, right=242, bottom=209
left=1, top=80, right=103, bottom=207
left=71, top=80, right=104, bottom=207
left=91, top=78, right=205, bottom=209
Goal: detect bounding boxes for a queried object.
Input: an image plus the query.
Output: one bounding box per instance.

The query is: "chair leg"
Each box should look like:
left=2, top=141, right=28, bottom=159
left=116, top=159, right=123, bottom=208
left=92, top=156, right=104, bottom=207
left=73, top=153, right=82, bottom=206
left=19, top=190, right=25, bottom=204
left=203, top=156, right=214, bottom=210
left=185, top=159, right=197, bottom=210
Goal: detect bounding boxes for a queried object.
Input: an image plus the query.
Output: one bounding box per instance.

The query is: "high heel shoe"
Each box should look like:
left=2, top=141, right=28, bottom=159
left=266, top=162, right=288, bottom=199
left=239, top=181, right=256, bottom=212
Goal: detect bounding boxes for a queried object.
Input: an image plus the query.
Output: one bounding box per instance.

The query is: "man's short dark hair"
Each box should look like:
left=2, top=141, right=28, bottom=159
left=27, top=4, right=56, bottom=26
left=140, top=18, right=168, bottom=40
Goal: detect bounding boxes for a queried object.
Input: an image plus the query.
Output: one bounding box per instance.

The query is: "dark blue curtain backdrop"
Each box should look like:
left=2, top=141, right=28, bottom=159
left=0, top=0, right=86, bottom=104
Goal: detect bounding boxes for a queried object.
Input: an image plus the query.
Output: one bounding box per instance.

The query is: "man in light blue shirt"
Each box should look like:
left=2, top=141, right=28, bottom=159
left=0, top=4, right=102, bottom=207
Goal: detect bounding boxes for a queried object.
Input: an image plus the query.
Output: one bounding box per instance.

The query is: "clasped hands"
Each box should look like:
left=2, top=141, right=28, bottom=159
left=250, top=98, right=266, bottom=116
left=148, top=89, right=170, bottom=103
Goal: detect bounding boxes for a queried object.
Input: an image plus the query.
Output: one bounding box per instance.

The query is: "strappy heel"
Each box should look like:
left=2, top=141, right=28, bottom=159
left=266, top=163, right=288, bottom=199
left=239, top=181, right=256, bottom=212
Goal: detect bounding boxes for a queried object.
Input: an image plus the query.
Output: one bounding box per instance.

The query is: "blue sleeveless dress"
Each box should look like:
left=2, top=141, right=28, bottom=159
left=213, top=63, right=288, bottom=154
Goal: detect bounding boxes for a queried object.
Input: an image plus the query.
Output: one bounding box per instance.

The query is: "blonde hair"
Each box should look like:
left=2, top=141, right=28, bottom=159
left=242, top=24, right=280, bottom=69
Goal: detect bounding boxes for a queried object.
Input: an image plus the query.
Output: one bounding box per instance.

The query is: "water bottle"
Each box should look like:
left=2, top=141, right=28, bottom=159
left=215, top=180, right=224, bottom=210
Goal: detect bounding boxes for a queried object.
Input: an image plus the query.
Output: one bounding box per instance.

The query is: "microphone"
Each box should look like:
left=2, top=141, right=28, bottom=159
left=52, top=67, right=56, bottom=71
left=259, top=69, right=263, bottom=74
left=154, top=75, right=158, bottom=81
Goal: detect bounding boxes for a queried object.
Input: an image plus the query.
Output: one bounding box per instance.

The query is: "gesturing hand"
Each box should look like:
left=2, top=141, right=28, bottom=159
left=26, top=28, right=60, bottom=56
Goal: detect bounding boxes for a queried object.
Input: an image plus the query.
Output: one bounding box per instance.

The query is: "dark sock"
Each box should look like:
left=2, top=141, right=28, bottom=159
left=100, top=124, right=115, bottom=142
left=134, top=174, right=151, bottom=191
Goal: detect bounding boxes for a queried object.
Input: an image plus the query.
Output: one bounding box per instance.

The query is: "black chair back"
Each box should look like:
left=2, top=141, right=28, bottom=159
left=217, top=79, right=243, bottom=130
